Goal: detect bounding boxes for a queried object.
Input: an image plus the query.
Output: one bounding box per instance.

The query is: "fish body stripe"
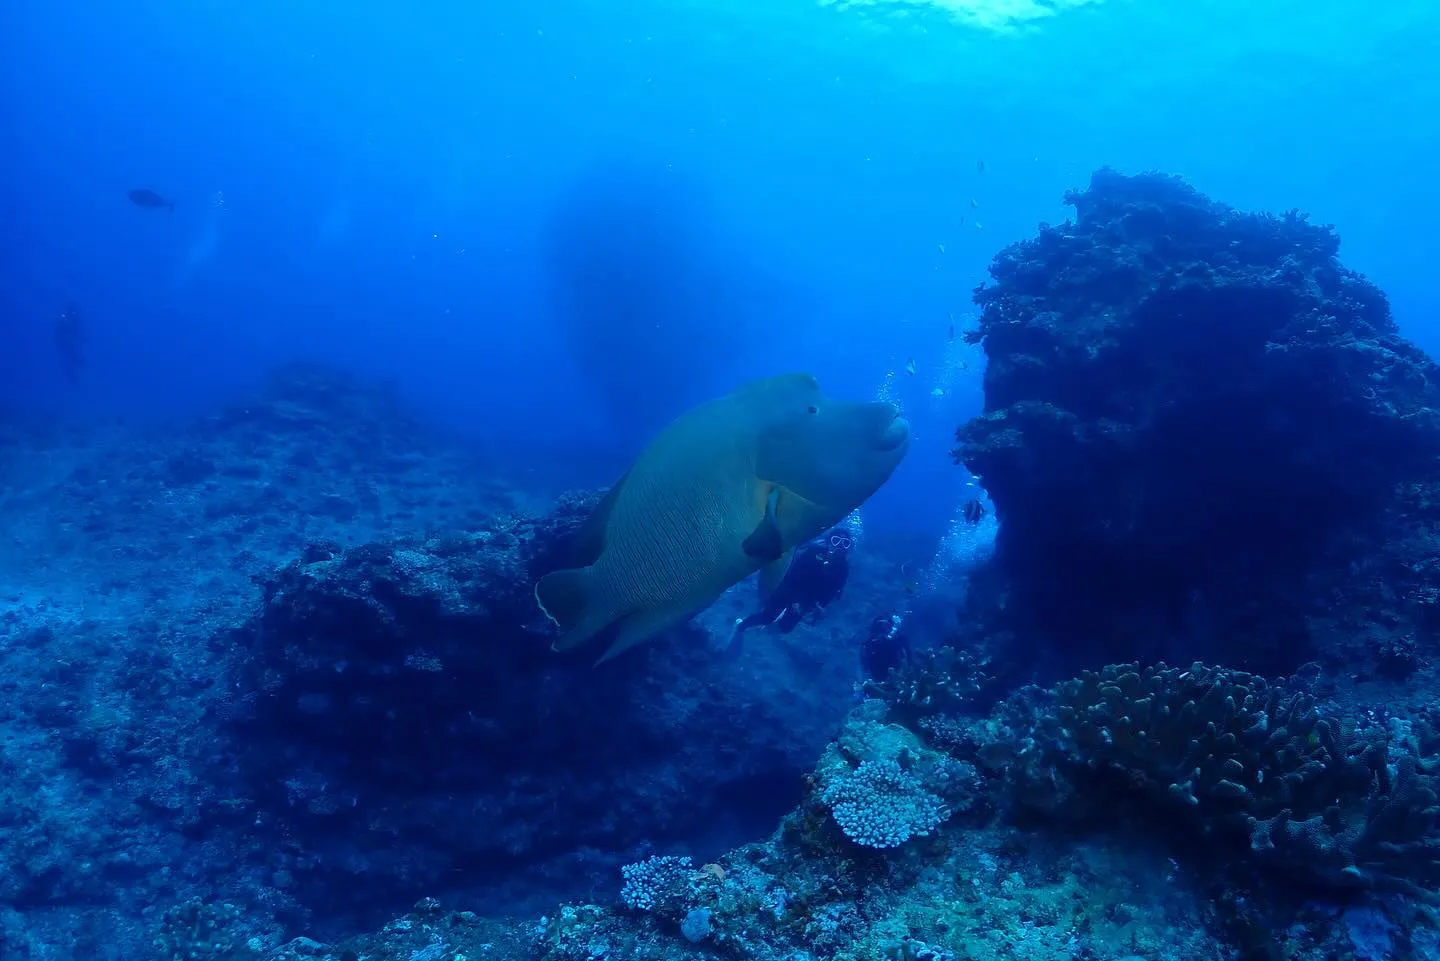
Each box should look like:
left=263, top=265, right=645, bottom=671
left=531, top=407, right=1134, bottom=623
left=601, top=417, right=757, bottom=613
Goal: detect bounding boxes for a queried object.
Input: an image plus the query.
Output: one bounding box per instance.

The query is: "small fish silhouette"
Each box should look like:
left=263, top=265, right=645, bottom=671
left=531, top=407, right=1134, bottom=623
left=127, top=188, right=174, bottom=212
left=55, top=303, right=85, bottom=385
left=962, top=498, right=986, bottom=524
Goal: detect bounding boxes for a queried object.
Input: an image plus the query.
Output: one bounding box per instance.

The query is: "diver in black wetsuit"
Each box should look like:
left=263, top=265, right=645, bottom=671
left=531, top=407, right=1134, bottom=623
left=730, top=528, right=854, bottom=646
left=861, top=612, right=911, bottom=680
left=55, top=303, right=85, bottom=384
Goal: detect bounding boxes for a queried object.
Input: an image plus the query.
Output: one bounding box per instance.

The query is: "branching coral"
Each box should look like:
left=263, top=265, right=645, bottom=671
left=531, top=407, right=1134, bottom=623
left=993, top=661, right=1440, bottom=898
left=812, top=714, right=978, bottom=851
left=820, top=759, right=948, bottom=849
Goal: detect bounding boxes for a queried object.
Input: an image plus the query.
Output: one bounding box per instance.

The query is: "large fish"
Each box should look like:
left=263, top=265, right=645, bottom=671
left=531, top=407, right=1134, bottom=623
left=535, top=372, right=910, bottom=662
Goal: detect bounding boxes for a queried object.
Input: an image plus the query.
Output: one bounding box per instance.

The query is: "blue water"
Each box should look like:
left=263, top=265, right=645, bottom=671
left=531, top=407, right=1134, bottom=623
left=5, top=0, right=1436, bottom=535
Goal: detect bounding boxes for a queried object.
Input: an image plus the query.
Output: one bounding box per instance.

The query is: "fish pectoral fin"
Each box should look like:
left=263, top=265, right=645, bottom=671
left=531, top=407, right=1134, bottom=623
left=742, top=515, right=784, bottom=561
left=742, top=486, right=786, bottom=561
left=594, top=604, right=687, bottom=665
left=757, top=550, right=794, bottom=601
left=770, top=485, right=827, bottom=529
left=536, top=566, right=611, bottom=651
left=747, top=484, right=829, bottom=559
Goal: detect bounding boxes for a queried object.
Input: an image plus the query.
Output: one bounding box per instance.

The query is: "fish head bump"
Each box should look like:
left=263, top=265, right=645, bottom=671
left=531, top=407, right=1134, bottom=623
left=755, top=382, right=909, bottom=543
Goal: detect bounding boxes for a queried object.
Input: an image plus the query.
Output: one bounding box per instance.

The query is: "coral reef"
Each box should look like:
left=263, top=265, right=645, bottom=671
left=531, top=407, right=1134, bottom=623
left=0, top=367, right=865, bottom=956
left=954, top=168, right=1440, bottom=675
left=0, top=365, right=524, bottom=953
left=533, top=705, right=1231, bottom=961
left=154, top=672, right=1440, bottom=961
left=971, top=661, right=1440, bottom=900
left=13, top=170, right=1440, bottom=961
left=230, top=513, right=856, bottom=921
left=812, top=712, right=976, bottom=849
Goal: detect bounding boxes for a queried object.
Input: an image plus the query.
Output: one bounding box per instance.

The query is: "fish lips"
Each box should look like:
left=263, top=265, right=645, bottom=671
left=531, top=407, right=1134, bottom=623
left=878, top=413, right=911, bottom=452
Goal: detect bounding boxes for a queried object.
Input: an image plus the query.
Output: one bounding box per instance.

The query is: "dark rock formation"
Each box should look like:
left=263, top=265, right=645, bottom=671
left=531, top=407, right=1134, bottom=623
left=955, top=168, right=1440, bottom=674
left=0, top=365, right=863, bottom=956
left=228, top=495, right=855, bottom=924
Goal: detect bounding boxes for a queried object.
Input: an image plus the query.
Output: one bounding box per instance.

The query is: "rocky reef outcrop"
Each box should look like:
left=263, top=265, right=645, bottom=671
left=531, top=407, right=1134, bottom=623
left=955, top=168, right=1440, bottom=675
left=981, top=661, right=1440, bottom=901
left=182, top=649, right=1440, bottom=961
left=227, top=495, right=857, bottom=923
left=0, top=366, right=864, bottom=956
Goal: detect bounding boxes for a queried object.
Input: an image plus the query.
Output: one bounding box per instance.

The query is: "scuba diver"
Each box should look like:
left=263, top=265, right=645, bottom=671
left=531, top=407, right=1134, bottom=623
left=730, top=528, right=854, bottom=648
left=861, top=611, right=912, bottom=680
left=55, top=303, right=86, bottom=384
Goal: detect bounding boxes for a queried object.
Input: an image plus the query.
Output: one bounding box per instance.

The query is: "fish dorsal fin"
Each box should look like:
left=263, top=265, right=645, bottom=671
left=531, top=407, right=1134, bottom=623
left=568, top=470, right=629, bottom=567
left=733, top=372, right=819, bottom=398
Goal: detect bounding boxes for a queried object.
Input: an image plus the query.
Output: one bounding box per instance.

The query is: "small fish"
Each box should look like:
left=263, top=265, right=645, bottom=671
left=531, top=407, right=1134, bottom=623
left=904, top=359, right=917, bottom=376
left=959, top=215, right=966, bottom=227
left=930, top=387, right=944, bottom=397
left=975, top=222, right=984, bottom=230
left=977, top=159, right=985, bottom=173
left=970, top=198, right=979, bottom=208
left=936, top=243, right=945, bottom=254
left=127, top=188, right=174, bottom=212
left=962, top=498, right=986, bottom=525
left=948, top=322, right=955, bottom=341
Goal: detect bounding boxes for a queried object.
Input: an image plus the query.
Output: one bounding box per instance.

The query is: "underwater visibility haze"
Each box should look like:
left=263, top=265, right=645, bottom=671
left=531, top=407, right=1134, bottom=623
left=2, top=0, right=1440, bottom=958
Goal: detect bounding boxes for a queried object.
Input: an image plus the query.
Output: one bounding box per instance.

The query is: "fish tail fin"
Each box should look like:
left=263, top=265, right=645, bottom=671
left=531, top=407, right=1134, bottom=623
left=536, top=566, right=604, bottom=651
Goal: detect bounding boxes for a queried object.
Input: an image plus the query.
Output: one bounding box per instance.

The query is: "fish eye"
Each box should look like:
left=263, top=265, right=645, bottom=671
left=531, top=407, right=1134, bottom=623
left=807, top=405, right=818, bottom=414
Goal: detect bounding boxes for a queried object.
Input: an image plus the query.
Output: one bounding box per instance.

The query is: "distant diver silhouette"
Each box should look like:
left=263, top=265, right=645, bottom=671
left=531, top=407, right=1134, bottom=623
left=55, top=303, right=86, bottom=384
